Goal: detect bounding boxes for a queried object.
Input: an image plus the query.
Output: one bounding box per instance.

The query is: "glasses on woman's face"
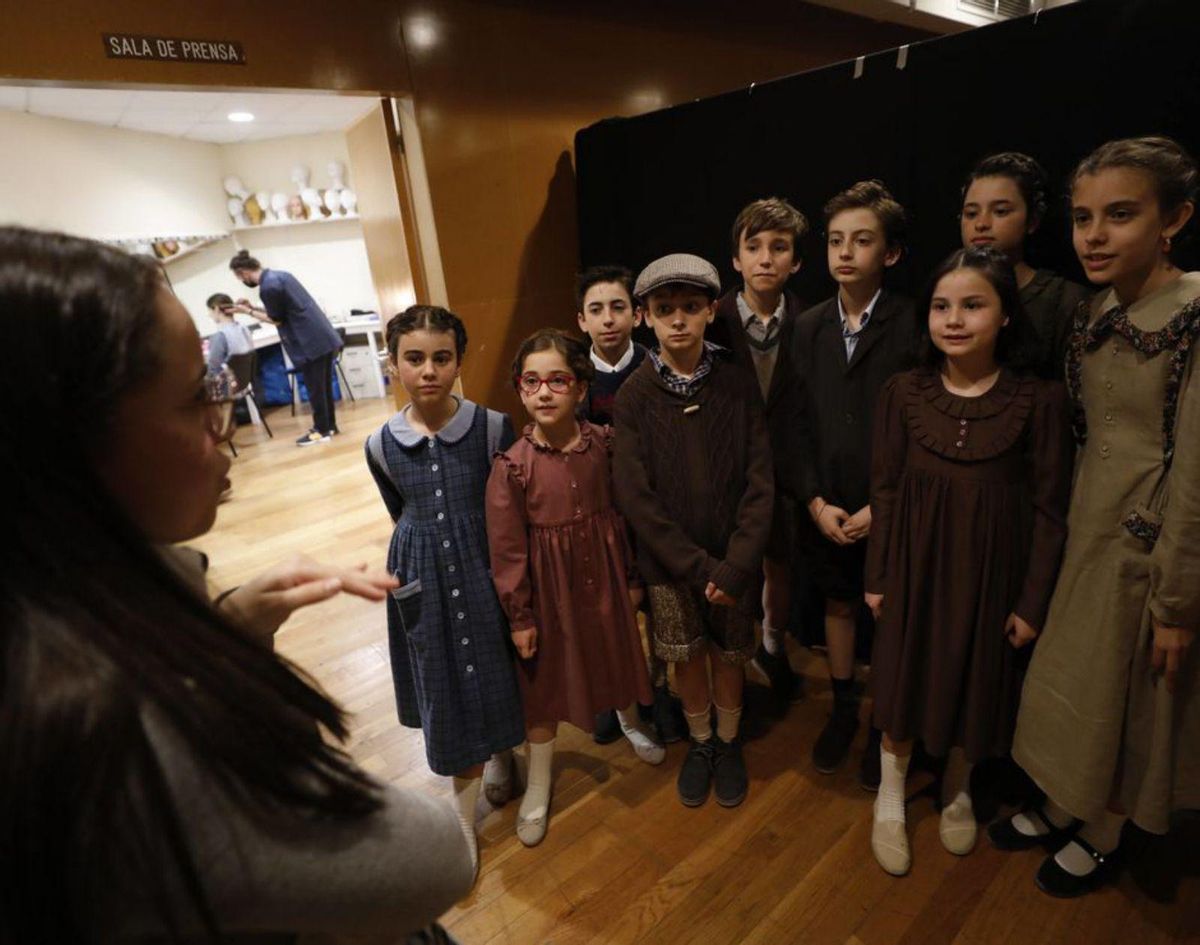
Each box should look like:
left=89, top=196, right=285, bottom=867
left=518, top=372, right=576, bottom=395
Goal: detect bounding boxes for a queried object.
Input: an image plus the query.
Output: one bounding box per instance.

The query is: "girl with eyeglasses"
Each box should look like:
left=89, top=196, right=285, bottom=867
left=365, top=304, right=526, bottom=880
left=486, top=328, right=662, bottom=847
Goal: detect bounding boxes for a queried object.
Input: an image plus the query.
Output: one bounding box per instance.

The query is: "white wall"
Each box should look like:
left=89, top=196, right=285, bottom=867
left=0, top=110, right=228, bottom=240
left=0, top=110, right=379, bottom=336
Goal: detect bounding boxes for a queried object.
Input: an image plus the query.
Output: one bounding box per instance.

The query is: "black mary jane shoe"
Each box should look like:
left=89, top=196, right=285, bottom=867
left=1035, top=837, right=1122, bottom=898
left=988, top=806, right=1080, bottom=852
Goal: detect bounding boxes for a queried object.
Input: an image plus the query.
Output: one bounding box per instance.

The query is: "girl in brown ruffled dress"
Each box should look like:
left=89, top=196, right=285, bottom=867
left=864, top=247, right=1074, bottom=876
left=487, top=329, right=660, bottom=848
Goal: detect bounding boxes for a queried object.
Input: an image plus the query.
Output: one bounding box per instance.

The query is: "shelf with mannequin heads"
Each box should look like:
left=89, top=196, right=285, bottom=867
left=223, top=161, right=360, bottom=233
left=104, top=233, right=232, bottom=265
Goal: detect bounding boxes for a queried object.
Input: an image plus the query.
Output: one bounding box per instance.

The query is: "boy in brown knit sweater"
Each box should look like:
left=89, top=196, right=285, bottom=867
left=613, top=253, right=774, bottom=808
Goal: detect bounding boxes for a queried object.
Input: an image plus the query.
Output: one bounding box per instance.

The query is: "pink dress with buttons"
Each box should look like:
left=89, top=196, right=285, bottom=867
left=486, top=422, right=653, bottom=729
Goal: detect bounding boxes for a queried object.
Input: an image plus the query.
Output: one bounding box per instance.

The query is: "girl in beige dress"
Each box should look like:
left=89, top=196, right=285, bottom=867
left=997, top=137, right=1200, bottom=898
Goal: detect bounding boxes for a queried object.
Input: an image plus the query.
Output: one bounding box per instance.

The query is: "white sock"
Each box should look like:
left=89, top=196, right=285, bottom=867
left=876, top=747, right=910, bottom=823
left=1013, top=795, right=1075, bottom=838
left=518, top=739, right=554, bottom=823
left=483, top=749, right=512, bottom=791
left=451, top=775, right=481, bottom=871
left=714, top=702, right=742, bottom=743
left=617, top=703, right=665, bottom=763
left=1054, top=810, right=1126, bottom=877
left=685, top=705, right=713, bottom=743
left=941, top=747, right=973, bottom=812
left=761, top=623, right=783, bottom=656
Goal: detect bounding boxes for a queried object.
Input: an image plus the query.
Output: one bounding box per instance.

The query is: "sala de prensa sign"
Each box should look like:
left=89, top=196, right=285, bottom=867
left=103, top=33, right=246, bottom=64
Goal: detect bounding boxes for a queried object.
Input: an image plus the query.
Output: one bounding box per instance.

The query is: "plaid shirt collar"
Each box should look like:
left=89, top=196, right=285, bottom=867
left=648, top=341, right=722, bottom=398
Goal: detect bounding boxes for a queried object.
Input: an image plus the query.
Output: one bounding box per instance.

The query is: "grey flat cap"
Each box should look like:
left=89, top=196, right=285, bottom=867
left=634, top=253, right=721, bottom=299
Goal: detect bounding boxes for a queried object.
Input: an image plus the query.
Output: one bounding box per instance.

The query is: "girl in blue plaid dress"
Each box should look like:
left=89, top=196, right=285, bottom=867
left=366, top=305, right=525, bottom=876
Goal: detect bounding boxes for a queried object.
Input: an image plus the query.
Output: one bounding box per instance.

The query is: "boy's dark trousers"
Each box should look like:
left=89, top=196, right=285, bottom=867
left=300, top=353, right=337, bottom=434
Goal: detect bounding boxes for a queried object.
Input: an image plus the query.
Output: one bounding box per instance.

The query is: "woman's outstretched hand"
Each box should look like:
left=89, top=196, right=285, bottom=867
left=220, top=555, right=398, bottom=641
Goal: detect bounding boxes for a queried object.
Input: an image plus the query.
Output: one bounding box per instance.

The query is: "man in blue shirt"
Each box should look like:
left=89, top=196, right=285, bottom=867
left=229, top=250, right=343, bottom=446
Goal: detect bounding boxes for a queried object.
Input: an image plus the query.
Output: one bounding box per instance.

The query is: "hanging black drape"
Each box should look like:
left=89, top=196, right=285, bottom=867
left=575, top=0, right=1200, bottom=302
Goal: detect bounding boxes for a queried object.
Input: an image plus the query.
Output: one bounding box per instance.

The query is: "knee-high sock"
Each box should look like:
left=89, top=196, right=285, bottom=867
left=941, top=746, right=973, bottom=810
left=518, top=739, right=555, bottom=822
left=451, top=776, right=481, bottom=870
left=876, top=747, right=910, bottom=823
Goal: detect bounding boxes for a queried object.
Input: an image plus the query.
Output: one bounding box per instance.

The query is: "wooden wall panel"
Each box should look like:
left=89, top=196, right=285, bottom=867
left=0, top=0, right=411, bottom=94
left=345, top=103, right=418, bottom=316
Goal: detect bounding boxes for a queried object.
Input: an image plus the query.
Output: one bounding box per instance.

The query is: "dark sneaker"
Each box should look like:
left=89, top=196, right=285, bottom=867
left=653, top=685, right=688, bottom=744
left=859, top=725, right=882, bottom=791
left=592, top=709, right=622, bottom=745
left=712, top=737, right=749, bottom=807
left=751, top=643, right=804, bottom=703
left=296, top=429, right=331, bottom=447
left=812, top=700, right=859, bottom=774
left=677, top=738, right=716, bottom=807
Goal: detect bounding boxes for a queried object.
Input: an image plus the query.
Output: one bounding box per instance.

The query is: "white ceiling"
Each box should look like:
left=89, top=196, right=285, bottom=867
left=0, top=86, right=380, bottom=143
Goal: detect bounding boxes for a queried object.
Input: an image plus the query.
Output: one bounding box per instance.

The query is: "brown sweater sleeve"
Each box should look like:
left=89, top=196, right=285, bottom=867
left=485, top=453, right=537, bottom=633
left=613, top=383, right=714, bottom=587
left=865, top=375, right=908, bottom=595
left=711, top=378, right=774, bottom=597
left=1013, top=381, right=1074, bottom=630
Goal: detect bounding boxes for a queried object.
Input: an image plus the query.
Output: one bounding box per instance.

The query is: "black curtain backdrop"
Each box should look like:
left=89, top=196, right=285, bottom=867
left=575, top=0, right=1200, bottom=308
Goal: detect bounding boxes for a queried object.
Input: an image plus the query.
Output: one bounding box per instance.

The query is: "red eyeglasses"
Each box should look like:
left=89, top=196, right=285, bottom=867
left=517, top=372, right=576, bottom=394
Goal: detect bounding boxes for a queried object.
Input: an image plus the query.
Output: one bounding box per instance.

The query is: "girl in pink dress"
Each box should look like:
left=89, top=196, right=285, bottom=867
left=487, top=329, right=661, bottom=847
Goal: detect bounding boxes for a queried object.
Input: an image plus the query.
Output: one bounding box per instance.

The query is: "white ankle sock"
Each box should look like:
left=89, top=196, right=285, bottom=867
left=1013, top=795, right=1075, bottom=838
left=617, top=703, right=665, bottom=762
left=518, top=739, right=555, bottom=823
left=714, top=702, right=742, bottom=743
left=483, top=749, right=512, bottom=791
left=684, top=704, right=713, bottom=743
left=1054, top=810, right=1126, bottom=877
left=451, top=775, right=481, bottom=871
left=876, top=747, right=910, bottom=823
left=941, top=747, right=973, bottom=811
left=761, top=623, right=783, bottom=656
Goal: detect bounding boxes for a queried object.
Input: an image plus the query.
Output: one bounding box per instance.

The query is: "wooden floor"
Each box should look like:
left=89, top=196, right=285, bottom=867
left=192, top=398, right=1200, bottom=945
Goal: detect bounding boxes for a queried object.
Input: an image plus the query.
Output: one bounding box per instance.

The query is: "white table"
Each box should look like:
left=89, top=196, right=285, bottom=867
left=250, top=315, right=387, bottom=406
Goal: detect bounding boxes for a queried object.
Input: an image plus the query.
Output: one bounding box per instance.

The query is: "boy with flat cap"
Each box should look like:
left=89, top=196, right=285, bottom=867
left=613, top=253, right=774, bottom=808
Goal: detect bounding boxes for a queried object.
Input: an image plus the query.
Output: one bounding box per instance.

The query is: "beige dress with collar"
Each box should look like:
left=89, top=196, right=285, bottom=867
left=1012, top=272, right=1200, bottom=834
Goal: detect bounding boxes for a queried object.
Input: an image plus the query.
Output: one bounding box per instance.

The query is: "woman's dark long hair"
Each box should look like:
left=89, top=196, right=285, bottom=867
left=915, top=246, right=1035, bottom=370
left=0, top=227, right=380, bottom=943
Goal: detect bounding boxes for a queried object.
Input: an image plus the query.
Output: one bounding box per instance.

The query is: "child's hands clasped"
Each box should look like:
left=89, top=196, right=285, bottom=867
left=864, top=592, right=883, bottom=620
left=841, top=506, right=872, bottom=542
left=512, top=625, right=538, bottom=659
left=1004, top=612, right=1038, bottom=648
left=809, top=497, right=852, bottom=545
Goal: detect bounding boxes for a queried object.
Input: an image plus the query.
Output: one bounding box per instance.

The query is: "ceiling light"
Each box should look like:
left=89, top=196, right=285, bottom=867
left=227, top=111, right=254, bottom=123
left=406, top=16, right=439, bottom=50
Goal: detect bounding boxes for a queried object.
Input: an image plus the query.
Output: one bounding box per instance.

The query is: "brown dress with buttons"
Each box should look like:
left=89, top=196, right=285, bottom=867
left=1013, top=274, right=1200, bottom=833
left=866, top=368, right=1074, bottom=762
left=486, top=422, right=653, bottom=730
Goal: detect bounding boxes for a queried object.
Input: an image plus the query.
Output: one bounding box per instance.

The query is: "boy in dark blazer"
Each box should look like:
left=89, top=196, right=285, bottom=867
left=790, top=180, right=918, bottom=789
left=710, top=198, right=808, bottom=704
